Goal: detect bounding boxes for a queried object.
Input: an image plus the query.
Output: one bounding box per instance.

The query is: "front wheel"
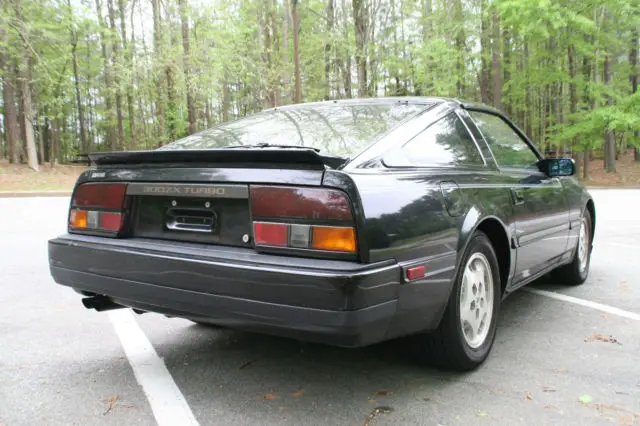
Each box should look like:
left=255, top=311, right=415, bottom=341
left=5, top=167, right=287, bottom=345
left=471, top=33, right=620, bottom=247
left=417, top=231, right=502, bottom=371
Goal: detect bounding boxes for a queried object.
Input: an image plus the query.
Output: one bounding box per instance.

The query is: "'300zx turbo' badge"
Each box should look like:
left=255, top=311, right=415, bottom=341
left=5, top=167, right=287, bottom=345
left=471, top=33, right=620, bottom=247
left=126, top=183, right=248, bottom=199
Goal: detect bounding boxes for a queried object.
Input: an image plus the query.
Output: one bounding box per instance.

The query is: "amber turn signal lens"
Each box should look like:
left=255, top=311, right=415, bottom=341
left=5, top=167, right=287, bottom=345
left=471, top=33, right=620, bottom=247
left=69, top=209, right=88, bottom=229
left=311, top=226, right=356, bottom=252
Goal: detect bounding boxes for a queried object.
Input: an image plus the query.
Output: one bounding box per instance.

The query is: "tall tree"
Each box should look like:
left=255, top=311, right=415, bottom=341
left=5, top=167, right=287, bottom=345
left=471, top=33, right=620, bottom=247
left=631, top=24, right=639, bottom=162
left=118, top=0, right=135, bottom=148
left=95, top=0, right=116, bottom=150
left=353, top=0, right=367, bottom=97
left=151, top=0, right=167, bottom=144
left=0, top=4, right=19, bottom=164
left=67, top=0, right=87, bottom=153
left=14, top=0, right=38, bottom=171
left=107, top=0, right=124, bottom=148
left=180, top=0, right=196, bottom=134
left=292, top=0, right=301, bottom=103
left=603, top=53, right=616, bottom=173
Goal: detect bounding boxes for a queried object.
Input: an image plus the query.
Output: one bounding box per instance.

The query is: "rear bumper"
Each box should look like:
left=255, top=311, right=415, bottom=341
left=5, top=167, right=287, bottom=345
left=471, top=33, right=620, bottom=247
left=48, top=235, right=404, bottom=347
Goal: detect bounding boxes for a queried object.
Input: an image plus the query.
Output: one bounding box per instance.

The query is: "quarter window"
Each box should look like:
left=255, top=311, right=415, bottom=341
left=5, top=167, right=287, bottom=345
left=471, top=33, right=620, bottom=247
left=469, top=111, right=539, bottom=169
left=384, top=113, right=485, bottom=167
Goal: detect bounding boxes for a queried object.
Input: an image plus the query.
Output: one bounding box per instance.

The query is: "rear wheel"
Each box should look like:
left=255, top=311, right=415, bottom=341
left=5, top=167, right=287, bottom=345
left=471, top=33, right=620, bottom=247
left=417, top=231, right=501, bottom=371
left=553, top=209, right=592, bottom=286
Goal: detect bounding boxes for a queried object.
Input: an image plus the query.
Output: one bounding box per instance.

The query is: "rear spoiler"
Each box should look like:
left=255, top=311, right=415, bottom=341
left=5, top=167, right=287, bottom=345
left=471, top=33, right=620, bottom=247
left=87, top=148, right=347, bottom=169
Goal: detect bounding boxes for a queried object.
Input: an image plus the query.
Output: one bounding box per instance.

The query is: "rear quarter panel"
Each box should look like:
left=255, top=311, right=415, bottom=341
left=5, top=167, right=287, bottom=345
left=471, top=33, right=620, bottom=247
left=324, top=168, right=516, bottom=337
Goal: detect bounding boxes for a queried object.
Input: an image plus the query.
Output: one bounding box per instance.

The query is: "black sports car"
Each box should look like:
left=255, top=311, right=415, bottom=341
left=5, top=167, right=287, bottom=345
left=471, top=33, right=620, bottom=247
left=48, top=97, right=595, bottom=371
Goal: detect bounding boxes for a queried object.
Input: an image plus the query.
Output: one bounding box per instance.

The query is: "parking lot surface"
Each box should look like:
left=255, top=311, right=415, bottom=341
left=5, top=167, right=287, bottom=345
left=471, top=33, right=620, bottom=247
left=1, top=190, right=638, bottom=425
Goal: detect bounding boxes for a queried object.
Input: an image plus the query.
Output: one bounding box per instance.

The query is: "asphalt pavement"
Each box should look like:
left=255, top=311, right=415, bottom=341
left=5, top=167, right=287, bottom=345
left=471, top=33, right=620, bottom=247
left=1, top=190, right=638, bottom=426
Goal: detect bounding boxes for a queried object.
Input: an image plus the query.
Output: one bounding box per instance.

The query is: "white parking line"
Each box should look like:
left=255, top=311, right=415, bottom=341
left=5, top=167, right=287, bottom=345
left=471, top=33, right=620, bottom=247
left=524, top=288, right=640, bottom=321
left=109, top=310, right=200, bottom=426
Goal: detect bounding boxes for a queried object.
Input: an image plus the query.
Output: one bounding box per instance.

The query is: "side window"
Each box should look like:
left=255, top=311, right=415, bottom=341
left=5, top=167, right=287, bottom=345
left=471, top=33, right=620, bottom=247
left=384, top=113, right=485, bottom=167
left=469, top=111, right=539, bottom=169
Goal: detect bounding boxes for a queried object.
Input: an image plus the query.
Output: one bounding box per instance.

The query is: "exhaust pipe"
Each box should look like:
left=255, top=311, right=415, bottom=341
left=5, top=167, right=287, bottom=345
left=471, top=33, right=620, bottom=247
left=81, top=295, right=125, bottom=312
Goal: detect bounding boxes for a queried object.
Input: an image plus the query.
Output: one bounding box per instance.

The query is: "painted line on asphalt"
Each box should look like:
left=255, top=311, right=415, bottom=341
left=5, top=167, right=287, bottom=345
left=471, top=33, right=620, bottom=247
left=109, top=310, right=200, bottom=426
left=524, top=288, right=640, bottom=321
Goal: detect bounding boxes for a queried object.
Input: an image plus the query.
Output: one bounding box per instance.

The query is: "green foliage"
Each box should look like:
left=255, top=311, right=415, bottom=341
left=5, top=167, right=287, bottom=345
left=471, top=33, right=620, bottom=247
left=0, top=0, right=638, bottom=166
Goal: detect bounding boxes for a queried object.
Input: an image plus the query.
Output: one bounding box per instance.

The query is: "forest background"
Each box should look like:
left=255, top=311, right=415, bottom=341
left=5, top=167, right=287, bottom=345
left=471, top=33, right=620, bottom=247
left=1, top=0, right=639, bottom=190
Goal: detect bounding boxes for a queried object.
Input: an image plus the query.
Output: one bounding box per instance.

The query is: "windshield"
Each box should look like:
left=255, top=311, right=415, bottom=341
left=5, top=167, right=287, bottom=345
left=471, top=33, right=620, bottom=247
left=160, top=102, right=429, bottom=157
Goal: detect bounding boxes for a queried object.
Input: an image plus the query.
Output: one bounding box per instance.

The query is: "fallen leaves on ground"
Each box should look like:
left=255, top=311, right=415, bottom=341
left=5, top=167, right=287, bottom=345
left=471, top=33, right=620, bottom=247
left=362, top=406, right=394, bottom=426
left=289, top=389, right=304, bottom=398
left=584, top=334, right=622, bottom=345
left=525, top=392, right=534, bottom=400
left=375, top=390, right=393, bottom=397
left=579, top=394, right=593, bottom=405
left=263, top=393, right=278, bottom=400
left=103, top=396, right=120, bottom=415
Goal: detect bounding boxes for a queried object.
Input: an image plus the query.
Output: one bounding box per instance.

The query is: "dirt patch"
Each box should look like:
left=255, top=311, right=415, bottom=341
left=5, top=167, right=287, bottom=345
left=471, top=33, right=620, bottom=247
left=0, top=160, right=86, bottom=191
left=582, top=150, right=640, bottom=188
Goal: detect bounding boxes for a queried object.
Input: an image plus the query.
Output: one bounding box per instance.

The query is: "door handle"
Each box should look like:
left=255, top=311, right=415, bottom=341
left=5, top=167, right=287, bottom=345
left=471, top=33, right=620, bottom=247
left=511, top=188, right=525, bottom=205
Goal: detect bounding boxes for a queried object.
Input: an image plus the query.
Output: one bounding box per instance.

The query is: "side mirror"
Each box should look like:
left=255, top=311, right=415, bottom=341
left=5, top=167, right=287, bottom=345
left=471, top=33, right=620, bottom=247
left=538, top=158, right=575, bottom=177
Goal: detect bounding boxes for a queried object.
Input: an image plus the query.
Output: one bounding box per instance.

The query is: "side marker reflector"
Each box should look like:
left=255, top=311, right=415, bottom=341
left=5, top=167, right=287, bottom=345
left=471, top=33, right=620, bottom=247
left=406, top=265, right=426, bottom=281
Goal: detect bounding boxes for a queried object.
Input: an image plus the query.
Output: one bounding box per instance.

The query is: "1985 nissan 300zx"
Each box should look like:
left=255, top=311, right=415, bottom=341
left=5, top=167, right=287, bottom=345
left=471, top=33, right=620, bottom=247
left=48, top=97, right=595, bottom=371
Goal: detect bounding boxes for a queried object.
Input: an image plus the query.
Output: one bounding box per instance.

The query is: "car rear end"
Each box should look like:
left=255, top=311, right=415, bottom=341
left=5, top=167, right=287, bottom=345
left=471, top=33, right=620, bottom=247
left=48, top=99, right=443, bottom=347
left=48, top=151, right=403, bottom=347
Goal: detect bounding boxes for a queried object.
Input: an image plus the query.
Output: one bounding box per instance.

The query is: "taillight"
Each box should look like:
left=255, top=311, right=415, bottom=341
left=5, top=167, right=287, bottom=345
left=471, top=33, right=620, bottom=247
left=250, top=185, right=357, bottom=253
left=69, top=182, right=128, bottom=235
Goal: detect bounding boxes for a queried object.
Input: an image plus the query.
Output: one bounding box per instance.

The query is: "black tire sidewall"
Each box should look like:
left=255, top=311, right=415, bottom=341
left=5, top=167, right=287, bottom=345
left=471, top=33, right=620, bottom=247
left=449, top=232, right=502, bottom=364
left=575, top=210, right=592, bottom=282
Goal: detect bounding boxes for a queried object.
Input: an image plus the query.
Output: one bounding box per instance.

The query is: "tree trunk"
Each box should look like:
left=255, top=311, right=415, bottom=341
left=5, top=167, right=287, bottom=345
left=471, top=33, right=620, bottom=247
left=14, top=0, right=38, bottom=171
left=454, top=0, right=465, bottom=97
left=524, top=41, right=532, bottom=138
left=67, top=0, right=87, bottom=153
left=491, top=9, right=501, bottom=109
left=107, top=0, right=124, bottom=149
left=480, top=0, right=489, bottom=104
left=631, top=25, right=639, bottom=161
left=502, top=25, right=511, bottom=115
left=222, top=79, right=230, bottom=122
left=419, top=0, right=432, bottom=95
left=151, top=0, right=167, bottom=144
left=282, top=0, right=290, bottom=102
left=353, top=0, right=367, bottom=97
left=568, top=44, right=580, bottom=177
left=291, top=0, right=301, bottom=103
left=95, top=0, right=116, bottom=151
left=324, top=0, right=334, bottom=100
left=120, top=0, right=135, bottom=149
left=180, top=0, right=196, bottom=134
left=603, top=54, right=616, bottom=173
left=37, top=114, right=45, bottom=164
left=340, top=0, right=352, bottom=98
left=0, top=13, right=19, bottom=164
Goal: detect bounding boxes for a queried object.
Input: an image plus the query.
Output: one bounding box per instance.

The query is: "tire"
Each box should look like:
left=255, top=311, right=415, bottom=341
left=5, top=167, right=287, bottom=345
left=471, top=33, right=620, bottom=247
left=417, top=231, right=502, bottom=371
left=553, top=209, right=592, bottom=286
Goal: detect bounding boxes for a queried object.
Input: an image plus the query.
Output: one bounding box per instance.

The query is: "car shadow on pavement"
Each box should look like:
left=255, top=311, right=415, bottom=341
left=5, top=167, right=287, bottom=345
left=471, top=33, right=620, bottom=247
left=126, top=291, right=550, bottom=424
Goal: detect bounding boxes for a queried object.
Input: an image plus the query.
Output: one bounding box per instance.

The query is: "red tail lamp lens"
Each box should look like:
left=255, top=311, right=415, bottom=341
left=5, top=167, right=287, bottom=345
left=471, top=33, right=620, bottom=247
left=99, top=212, right=123, bottom=232
left=250, top=186, right=353, bottom=221
left=254, top=222, right=288, bottom=246
left=69, top=182, right=128, bottom=234
left=72, top=183, right=128, bottom=209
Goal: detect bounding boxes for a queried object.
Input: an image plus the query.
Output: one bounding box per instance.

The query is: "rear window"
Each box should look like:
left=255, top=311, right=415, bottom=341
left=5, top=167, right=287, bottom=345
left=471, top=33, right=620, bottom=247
left=160, top=102, right=429, bottom=157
